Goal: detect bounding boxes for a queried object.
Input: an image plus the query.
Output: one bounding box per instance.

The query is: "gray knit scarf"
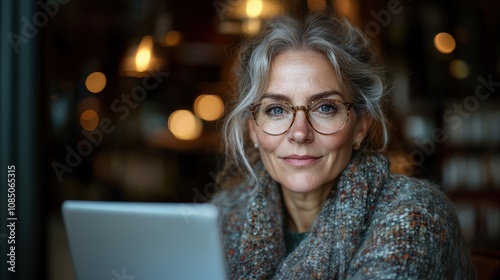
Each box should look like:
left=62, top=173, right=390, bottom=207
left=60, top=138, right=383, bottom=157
left=222, top=153, right=386, bottom=278
left=213, top=152, right=475, bottom=279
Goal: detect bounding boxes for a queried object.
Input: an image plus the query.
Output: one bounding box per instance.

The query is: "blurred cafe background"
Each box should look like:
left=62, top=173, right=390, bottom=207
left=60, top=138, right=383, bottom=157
left=1, top=0, right=499, bottom=279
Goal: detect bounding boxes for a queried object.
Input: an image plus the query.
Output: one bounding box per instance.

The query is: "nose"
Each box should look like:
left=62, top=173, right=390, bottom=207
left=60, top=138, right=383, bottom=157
left=287, top=108, right=314, bottom=144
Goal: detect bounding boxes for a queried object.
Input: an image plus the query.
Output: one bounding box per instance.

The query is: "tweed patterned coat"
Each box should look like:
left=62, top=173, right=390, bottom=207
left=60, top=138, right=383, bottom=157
left=211, top=153, right=476, bottom=279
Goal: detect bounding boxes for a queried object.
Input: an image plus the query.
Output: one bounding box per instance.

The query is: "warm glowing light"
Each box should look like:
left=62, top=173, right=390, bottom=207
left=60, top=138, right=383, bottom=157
left=164, top=30, right=182, bottom=47
left=434, top=32, right=456, bottom=54
left=334, top=0, right=360, bottom=25
left=135, top=36, right=153, bottom=72
left=194, top=94, right=224, bottom=121
left=307, top=0, right=326, bottom=11
left=242, top=18, right=261, bottom=34
left=246, top=0, right=263, bottom=18
left=336, top=0, right=352, bottom=15
left=450, top=59, right=470, bottom=79
left=168, top=110, right=203, bottom=140
left=80, top=109, right=99, bottom=131
left=85, top=72, right=107, bottom=93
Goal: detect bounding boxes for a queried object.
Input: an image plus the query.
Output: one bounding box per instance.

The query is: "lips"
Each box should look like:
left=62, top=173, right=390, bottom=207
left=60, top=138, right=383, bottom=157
left=282, top=155, right=321, bottom=166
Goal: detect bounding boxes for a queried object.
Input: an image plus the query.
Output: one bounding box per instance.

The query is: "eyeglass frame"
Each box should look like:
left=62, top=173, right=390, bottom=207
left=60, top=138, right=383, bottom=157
left=249, top=98, right=354, bottom=136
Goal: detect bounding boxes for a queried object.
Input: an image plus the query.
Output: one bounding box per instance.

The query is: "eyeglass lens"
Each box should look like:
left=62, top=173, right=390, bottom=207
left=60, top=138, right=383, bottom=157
left=252, top=99, right=350, bottom=135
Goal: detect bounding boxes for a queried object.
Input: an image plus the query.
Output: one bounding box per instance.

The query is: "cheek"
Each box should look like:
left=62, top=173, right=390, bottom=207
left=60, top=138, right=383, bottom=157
left=329, top=141, right=353, bottom=163
left=256, top=132, right=281, bottom=152
left=321, top=134, right=355, bottom=177
left=322, top=128, right=356, bottom=151
left=322, top=139, right=353, bottom=169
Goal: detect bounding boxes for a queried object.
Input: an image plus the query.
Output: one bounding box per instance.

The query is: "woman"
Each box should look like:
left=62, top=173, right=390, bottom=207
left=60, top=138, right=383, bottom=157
left=211, top=12, right=475, bottom=279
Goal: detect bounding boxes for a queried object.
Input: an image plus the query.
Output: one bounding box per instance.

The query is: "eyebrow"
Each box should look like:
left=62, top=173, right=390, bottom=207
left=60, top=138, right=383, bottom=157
left=260, top=90, right=345, bottom=103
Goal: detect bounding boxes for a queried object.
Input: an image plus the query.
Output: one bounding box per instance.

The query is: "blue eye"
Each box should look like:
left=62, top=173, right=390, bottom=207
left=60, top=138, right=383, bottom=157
left=319, top=104, right=334, bottom=112
left=265, top=105, right=287, bottom=116
left=318, top=103, right=338, bottom=113
left=271, top=107, right=284, bottom=114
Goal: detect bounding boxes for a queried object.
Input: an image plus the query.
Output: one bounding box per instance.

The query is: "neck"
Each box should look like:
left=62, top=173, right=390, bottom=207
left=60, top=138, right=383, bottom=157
left=281, top=184, right=333, bottom=233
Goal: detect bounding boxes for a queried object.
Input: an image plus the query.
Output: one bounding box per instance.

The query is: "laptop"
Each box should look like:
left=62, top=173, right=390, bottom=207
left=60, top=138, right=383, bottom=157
left=62, top=200, right=228, bottom=280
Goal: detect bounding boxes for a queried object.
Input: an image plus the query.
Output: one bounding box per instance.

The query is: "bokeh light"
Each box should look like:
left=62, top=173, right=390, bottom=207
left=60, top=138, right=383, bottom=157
left=333, top=0, right=360, bottom=25
left=85, top=72, right=106, bottom=93
left=135, top=36, right=153, bottom=72
left=434, top=32, right=456, bottom=54
left=242, top=18, right=261, bottom=34
left=194, top=94, right=225, bottom=121
left=164, top=30, right=182, bottom=47
left=246, top=0, right=263, bottom=18
left=80, top=109, right=99, bottom=131
left=168, top=110, right=203, bottom=140
left=450, top=59, right=470, bottom=79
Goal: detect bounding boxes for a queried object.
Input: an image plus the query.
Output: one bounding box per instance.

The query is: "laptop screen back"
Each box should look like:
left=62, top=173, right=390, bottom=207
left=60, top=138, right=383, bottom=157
left=62, top=201, right=227, bottom=280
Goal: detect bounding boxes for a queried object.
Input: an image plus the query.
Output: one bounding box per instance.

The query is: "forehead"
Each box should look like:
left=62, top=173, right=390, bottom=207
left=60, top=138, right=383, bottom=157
left=263, top=50, right=348, bottom=102
left=260, top=91, right=345, bottom=103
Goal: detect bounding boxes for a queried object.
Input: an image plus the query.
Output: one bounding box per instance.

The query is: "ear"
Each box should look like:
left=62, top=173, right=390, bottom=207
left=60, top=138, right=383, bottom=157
left=248, top=117, right=259, bottom=145
left=353, top=114, right=372, bottom=144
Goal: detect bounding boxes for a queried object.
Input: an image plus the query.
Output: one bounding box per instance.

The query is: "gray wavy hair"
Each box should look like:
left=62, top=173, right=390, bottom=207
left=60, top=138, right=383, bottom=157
left=218, top=12, right=390, bottom=187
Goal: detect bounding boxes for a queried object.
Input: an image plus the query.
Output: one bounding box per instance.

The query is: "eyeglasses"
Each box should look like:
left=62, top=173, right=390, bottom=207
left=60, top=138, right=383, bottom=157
left=249, top=99, right=353, bottom=136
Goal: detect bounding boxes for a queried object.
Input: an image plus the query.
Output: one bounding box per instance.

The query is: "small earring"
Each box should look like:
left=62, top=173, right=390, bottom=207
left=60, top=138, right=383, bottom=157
left=353, top=142, right=361, bottom=150
left=254, top=143, right=259, bottom=149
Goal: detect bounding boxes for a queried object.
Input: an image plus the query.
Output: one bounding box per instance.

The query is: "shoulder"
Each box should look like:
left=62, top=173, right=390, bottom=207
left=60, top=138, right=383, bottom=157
left=367, top=174, right=467, bottom=261
left=374, top=174, right=459, bottom=232
left=381, top=174, right=449, bottom=205
left=350, top=175, right=474, bottom=278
